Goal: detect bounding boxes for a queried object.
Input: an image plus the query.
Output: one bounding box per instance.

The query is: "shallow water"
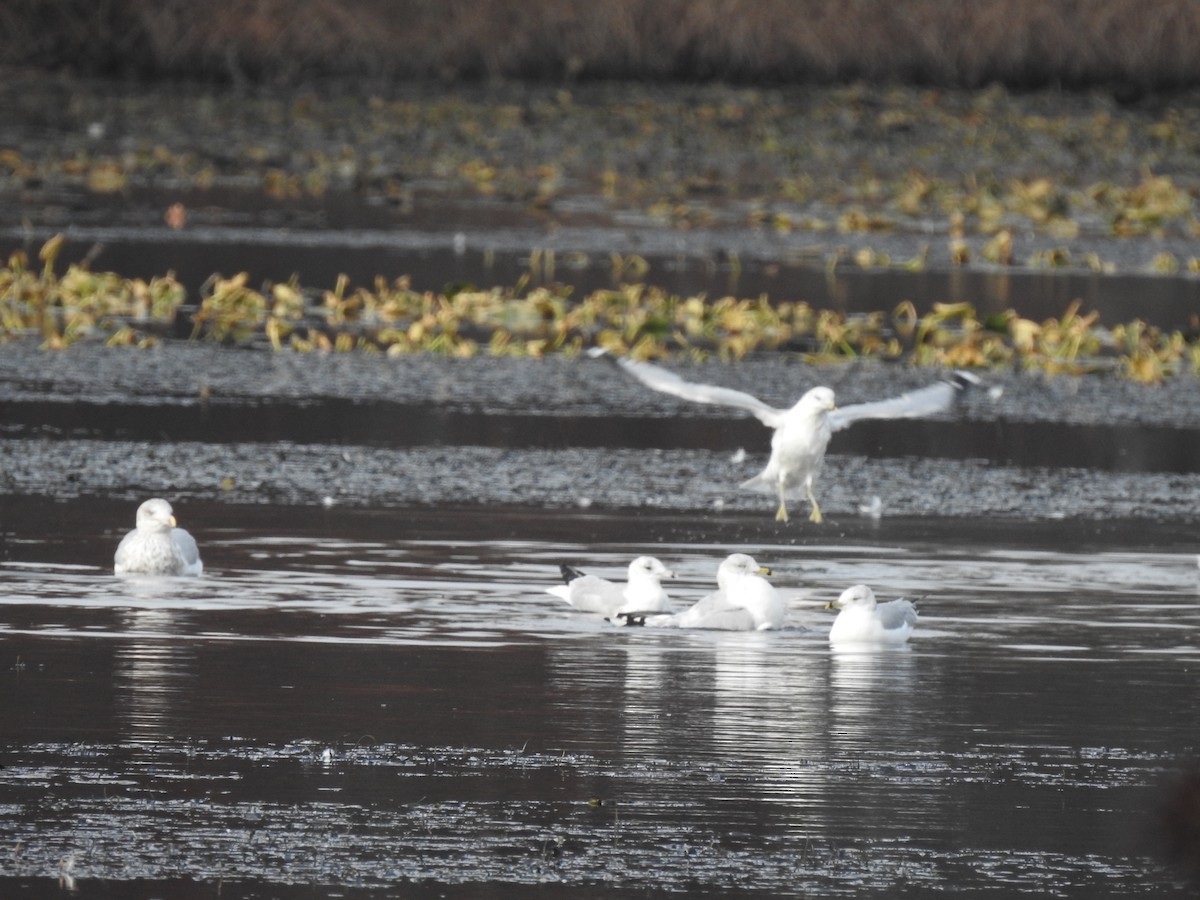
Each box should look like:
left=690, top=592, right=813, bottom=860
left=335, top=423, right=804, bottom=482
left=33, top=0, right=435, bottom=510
left=6, top=396, right=1200, bottom=476
left=1, top=498, right=1197, bottom=896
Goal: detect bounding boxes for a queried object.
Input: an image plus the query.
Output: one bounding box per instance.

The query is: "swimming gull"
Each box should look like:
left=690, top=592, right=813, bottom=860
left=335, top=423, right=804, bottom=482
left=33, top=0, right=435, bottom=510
left=547, top=556, right=675, bottom=617
left=114, top=498, right=204, bottom=576
left=592, top=349, right=977, bottom=523
left=827, top=584, right=917, bottom=644
left=633, top=553, right=785, bottom=631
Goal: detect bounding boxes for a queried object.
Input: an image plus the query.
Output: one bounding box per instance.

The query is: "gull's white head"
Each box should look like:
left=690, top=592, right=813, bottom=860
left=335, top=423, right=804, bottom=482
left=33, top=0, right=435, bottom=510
left=796, top=386, right=836, bottom=415
left=831, top=583, right=877, bottom=610
left=628, top=556, right=676, bottom=582
left=135, top=498, right=177, bottom=533
left=717, top=553, right=772, bottom=587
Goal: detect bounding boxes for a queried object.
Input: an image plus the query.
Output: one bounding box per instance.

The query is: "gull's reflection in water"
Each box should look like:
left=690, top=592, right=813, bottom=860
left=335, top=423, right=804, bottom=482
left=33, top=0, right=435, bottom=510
left=612, top=633, right=681, bottom=755
left=825, top=645, right=957, bottom=836
left=112, top=579, right=199, bottom=745
left=548, top=630, right=836, bottom=815
left=708, top=635, right=834, bottom=816
left=828, top=645, right=919, bottom=750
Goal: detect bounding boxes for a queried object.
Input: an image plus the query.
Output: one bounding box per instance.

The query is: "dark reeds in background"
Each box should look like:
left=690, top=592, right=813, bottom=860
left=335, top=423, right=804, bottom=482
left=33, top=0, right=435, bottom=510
left=3, top=0, right=1200, bottom=90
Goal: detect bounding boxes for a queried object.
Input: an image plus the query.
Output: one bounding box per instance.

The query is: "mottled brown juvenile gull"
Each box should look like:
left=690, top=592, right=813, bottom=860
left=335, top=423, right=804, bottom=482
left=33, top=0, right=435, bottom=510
left=547, top=556, right=675, bottom=617
left=593, top=349, right=977, bottom=523
left=114, top=498, right=204, bottom=576
left=827, top=584, right=917, bottom=644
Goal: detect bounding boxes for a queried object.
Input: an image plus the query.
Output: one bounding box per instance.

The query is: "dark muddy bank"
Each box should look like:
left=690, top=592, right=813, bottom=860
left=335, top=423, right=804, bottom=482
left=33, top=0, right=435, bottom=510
left=4, top=342, right=1200, bottom=427
left=6, top=77, right=1200, bottom=279
left=1, top=343, right=1199, bottom=524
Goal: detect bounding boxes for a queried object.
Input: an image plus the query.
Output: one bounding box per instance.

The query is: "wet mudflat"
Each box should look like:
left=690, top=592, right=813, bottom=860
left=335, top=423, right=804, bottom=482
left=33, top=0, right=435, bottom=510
left=4, top=343, right=1200, bottom=523
left=1, top=490, right=1199, bottom=897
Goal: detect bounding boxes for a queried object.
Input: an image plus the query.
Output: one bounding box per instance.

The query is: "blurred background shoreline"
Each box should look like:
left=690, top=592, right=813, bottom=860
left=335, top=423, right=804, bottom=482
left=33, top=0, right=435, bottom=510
left=5, top=0, right=1200, bottom=92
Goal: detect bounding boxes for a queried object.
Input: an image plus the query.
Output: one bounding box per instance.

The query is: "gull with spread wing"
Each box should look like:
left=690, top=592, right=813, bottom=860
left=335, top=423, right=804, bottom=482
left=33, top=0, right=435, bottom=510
left=593, top=350, right=976, bottom=523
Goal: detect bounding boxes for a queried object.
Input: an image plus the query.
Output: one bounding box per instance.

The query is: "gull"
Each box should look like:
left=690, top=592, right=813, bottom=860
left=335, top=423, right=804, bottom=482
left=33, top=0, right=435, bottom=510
left=593, top=349, right=977, bottom=523
left=114, top=498, right=204, bottom=576
left=547, top=556, right=675, bottom=618
left=634, top=553, right=785, bottom=631
left=827, top=584, right=917, bottom=644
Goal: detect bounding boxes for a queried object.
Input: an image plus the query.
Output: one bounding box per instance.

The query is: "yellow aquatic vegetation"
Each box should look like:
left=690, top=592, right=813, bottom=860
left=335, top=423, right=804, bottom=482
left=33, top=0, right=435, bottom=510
left=3, top=235, right=1200, bottom=381
left=192, top=273, right=268, bottom=344
left=0, top=236, right=186, bottom=348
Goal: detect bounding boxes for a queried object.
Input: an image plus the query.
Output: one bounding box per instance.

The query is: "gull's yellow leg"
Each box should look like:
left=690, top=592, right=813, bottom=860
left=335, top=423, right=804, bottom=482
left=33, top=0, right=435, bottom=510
left=775, top=487, right=789, bottom=523
left=806, top=483, right=823, bottom=523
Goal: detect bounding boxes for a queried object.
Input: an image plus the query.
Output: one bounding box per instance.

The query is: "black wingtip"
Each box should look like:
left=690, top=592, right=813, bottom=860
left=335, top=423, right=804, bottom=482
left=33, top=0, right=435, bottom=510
left=559, top=563, right=587, bottom=584
left=950, top=370, right=983, bottom=391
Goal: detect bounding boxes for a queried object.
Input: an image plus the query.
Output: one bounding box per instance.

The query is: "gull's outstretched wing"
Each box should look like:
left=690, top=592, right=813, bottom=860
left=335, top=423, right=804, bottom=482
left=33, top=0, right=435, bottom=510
left=829, top=372, right=978, bottom=432
left=591, top=349, right=785, bottom=427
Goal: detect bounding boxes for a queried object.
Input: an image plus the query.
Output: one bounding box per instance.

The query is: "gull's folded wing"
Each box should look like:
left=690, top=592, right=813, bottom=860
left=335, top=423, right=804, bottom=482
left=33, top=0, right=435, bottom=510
left=689, top=607, right=758, bottom=631
left=829, top=372, right=977, bottom=432
left=554, top=575, right=623, bottom=614
left=593, top=350, right=784, bottom=427
left=876, top=598, right=919, bottom=630
left=173, top=529, right=202, bottom=569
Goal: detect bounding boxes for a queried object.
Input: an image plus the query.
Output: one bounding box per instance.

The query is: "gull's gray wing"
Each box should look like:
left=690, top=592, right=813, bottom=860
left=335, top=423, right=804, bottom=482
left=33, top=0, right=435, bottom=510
left=828, top=372, right=977, bottom=432
left=639, top=594, right=756, bottom=631
left=689, top=607, right=758, bottom=631
left=172, top=528, right=203, bottom=574
left=876, top=598, right=918, bottom=631
left=677, top=589, right=735, bottom=617
left=561, top=575, right=624, bottom=615
left=592, top=350, right=785, bottom=427
left=672, top=589, right=759, bottom=630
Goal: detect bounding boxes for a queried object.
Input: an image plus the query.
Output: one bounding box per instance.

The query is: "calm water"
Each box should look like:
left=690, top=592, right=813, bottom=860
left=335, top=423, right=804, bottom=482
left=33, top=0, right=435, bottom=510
left=0, top=498, right=1196, bottom=896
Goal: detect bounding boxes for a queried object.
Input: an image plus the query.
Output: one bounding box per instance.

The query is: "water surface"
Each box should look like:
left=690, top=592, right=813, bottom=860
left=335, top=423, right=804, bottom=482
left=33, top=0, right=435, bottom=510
left=1, top=500, right=1196, bottom=896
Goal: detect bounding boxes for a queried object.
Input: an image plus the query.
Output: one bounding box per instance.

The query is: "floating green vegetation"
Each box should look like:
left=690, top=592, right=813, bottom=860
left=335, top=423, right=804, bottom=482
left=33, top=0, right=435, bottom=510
left=3, top=237, right=1199, bottom=384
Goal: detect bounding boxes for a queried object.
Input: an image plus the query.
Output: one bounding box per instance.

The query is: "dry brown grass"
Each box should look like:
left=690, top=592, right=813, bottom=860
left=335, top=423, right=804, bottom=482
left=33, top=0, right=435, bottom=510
left=4, top=0, right=1200, bottom=89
